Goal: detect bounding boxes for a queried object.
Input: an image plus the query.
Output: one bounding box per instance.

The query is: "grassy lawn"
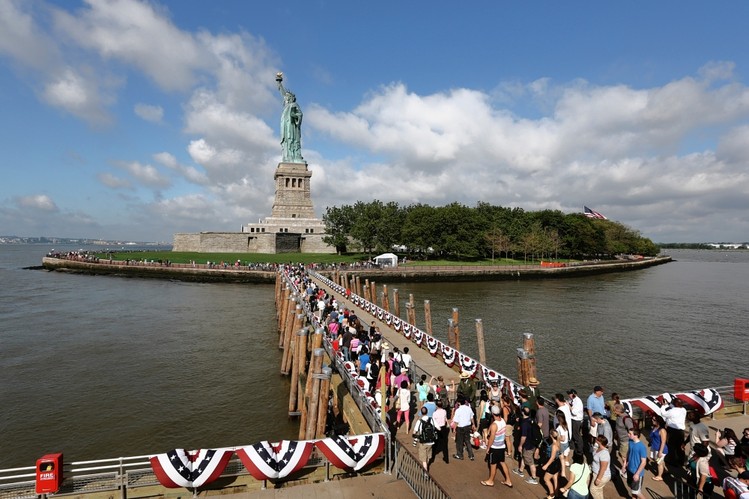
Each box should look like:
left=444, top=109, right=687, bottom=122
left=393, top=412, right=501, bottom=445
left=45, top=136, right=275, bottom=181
left=96, top=250, right=569, bottom=267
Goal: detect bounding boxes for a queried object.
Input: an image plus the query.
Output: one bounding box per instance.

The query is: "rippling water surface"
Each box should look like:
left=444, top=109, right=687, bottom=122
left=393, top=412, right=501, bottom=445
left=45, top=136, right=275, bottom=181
left=1, top=246, right=748, bottom=468
left=0, top=245, right=297, bottom=468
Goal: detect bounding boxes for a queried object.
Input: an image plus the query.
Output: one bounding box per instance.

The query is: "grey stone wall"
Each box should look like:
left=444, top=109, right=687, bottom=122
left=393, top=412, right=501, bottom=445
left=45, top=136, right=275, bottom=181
left=173, top=231, right=334, bottom=254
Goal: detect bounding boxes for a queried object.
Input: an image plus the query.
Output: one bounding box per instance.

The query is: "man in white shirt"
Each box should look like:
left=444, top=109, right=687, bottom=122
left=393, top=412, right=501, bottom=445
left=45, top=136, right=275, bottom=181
left=451, top=397, right=476, bottom=461
left=568, top=388, right=584, bottom=455
left=663, top=399, right=687, bottom=466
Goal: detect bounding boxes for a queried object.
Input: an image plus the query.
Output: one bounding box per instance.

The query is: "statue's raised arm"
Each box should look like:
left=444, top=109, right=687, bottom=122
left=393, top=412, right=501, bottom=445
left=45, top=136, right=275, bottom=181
left=275, top=72, right=304, bottom=163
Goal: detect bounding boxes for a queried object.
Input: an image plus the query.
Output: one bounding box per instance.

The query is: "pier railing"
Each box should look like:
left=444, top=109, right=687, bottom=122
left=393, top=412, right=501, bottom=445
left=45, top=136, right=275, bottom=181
left=0, top=448, right=359, bottom=499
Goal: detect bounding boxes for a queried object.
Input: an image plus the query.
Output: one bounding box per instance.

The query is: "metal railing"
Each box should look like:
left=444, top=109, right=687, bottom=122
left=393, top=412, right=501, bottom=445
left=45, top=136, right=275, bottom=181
left=392, top=440, right=450, bottom=499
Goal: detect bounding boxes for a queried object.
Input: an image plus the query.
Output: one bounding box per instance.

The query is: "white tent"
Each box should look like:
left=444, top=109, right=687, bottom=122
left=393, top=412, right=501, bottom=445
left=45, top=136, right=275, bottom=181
left=373, top=252, right=398, bottom=268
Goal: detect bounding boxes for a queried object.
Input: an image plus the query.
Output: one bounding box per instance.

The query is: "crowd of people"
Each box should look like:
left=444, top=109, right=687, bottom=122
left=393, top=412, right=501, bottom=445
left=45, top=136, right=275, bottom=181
left=286, top=264, right=749, bottom=498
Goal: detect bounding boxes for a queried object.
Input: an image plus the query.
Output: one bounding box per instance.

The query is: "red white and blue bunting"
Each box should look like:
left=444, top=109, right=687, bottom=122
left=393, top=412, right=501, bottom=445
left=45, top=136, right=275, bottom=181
left=315, top=433, right=385, bottom=471
left=402, top=323, right=412, bottom=339
left=149, top=449, right=232, bottom=488
left=441, top=344, right=457, bottom=367
left=412, top=328, right=423, bottom=346
left=621, top=389, right=723, bottom=417
left=426, top=335, right=439, bottom=356
left=459, top=353, right=478, bottom=376
left=481, top=366, right=501, bottom=384
left=392, top=317, right=401, bottom=331
left=236, top=440, right=314, bottom=480
left=385, top=313, right=392, bottom=326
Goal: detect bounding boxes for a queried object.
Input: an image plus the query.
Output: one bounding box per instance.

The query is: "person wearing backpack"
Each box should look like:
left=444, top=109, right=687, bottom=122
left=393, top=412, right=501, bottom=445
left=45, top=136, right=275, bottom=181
left=412, top=406, right=437, bottom=477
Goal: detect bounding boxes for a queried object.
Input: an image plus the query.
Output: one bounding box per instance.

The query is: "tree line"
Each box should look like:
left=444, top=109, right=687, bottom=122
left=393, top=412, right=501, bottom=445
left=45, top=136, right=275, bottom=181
left=322, top=201, right=660, bottom=260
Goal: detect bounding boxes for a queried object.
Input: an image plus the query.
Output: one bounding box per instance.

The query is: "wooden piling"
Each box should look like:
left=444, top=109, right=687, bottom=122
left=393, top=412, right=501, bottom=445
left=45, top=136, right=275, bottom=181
left=370, top=282, right=376, bottom=305
left=364, top=279, right=371, bottom=302
left=424, top=300, right=432, bottom=335
left=393, top=288, right=400, bottom=318
left=382, top=284, right=389, bottom=312
left=281, top=310, right=302, bottom=374
left=288, top=328, right=306, bottom=415
left=298, top=327, right=309, bottom=380
left=278, top=291, right=293, bottom=347
left=452, top=308, right=460, bottom=351
left=304, top=348, right=325, bottom=439
left=316, top=367, right=332, bottom=438
left=523, top=333, right=537, bottom=381
left=355, top=276, right=362, bottom=297
left=408, top=294, right=416, bottom=326
left=475, top=319, right=486, bottom=365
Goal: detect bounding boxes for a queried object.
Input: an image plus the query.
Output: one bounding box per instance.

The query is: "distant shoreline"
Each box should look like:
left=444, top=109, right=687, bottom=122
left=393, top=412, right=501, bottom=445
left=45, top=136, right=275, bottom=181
left=40, top=255, right=672, bottom=283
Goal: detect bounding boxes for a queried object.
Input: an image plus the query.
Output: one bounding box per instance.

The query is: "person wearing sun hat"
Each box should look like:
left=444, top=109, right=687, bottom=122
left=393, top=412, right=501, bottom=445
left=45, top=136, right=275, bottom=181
left=526, top=376, right=541, bottom=409
left=457, top=370, right=477, bottom=424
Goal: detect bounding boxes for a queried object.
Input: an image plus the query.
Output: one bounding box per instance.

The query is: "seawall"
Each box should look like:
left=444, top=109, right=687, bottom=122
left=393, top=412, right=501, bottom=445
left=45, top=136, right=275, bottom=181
left=40, top=255, right=671, bottom=283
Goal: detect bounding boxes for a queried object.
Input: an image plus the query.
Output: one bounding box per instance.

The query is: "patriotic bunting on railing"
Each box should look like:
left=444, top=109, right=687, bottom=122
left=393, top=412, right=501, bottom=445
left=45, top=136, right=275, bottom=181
left=459, top=353, right=478, bottom=376
left=236, top=440, right=314, bottom=480
left=402, top=323, right=411, bottom=338
left=365, top=302, right=371, bottom=313
left=315, top=434, right=385, bottom=471
left=392, top=317, right=401, bottom=331
left=441, top=344, right=456, bottom=366
left=621, top=389, right=723, bottom=417
left=352, top=296, right=359, bottom=306
left=481, top=366, right=500, bottom=384
left=385, top=313, right=392, bottom=326
left=377, top=309, right=384, bottom=320
left=343, top=361, right=358, bottom=377
left=412, top=328, right=423, bottom=346
left=149, top=449, right=232, bottom=488
left=426, top=335, right=439, bottom=356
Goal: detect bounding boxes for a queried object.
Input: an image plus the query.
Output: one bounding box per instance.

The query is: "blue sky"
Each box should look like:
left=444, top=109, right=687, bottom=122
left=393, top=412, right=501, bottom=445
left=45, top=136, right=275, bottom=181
left=1, top=0, right=749, bottom=243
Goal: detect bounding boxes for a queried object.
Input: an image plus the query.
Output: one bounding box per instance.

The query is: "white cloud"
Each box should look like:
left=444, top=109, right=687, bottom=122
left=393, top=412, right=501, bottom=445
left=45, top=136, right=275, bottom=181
left=52, top=0, right=210, bottom=91
left=98, top=172, right=132, bottom=189
left=42, top=66, right=114, bottom=124
left=0, top=0, right=58, bottom=70
left=134, top=103, right=163, bottom=123
left=117, top=161, right=171, bottom=188
left=154, top=152, right=208, bottom=185
left=15, top=194, right=59, bottom=212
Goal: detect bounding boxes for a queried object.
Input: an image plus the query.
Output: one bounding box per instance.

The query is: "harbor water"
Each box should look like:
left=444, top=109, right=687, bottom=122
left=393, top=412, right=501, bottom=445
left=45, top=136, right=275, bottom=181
left=1, top=246, right=748, bottom=468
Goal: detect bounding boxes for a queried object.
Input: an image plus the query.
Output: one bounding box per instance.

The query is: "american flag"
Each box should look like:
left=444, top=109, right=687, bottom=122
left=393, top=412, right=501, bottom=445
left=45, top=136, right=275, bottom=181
left=584, top=206, right=608, bottom=220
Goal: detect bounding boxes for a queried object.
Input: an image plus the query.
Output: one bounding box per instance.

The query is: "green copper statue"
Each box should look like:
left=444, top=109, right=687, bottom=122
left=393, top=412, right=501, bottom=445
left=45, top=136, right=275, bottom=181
left=276, top=72, right=304, bottom=163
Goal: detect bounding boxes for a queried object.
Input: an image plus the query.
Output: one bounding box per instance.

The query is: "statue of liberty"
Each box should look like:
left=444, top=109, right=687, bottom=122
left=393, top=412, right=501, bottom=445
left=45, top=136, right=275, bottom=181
left=275, top=72, right=304, bottom=163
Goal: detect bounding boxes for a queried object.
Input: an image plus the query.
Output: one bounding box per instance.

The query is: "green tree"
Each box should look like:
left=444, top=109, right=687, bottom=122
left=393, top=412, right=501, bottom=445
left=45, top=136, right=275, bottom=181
left=322, top=205, right=355, bottom=253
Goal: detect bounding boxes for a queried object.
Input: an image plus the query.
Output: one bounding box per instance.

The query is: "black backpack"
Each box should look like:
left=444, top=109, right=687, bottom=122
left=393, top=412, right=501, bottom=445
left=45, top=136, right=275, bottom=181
left=418, top=418, right=438, bottom=444
left=391, top=359, right=401, bottom=376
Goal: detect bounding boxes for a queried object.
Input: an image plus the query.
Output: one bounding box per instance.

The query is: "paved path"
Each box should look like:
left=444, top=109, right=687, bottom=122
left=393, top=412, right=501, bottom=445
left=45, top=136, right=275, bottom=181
left=311, top=273, right=747, bottom=498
